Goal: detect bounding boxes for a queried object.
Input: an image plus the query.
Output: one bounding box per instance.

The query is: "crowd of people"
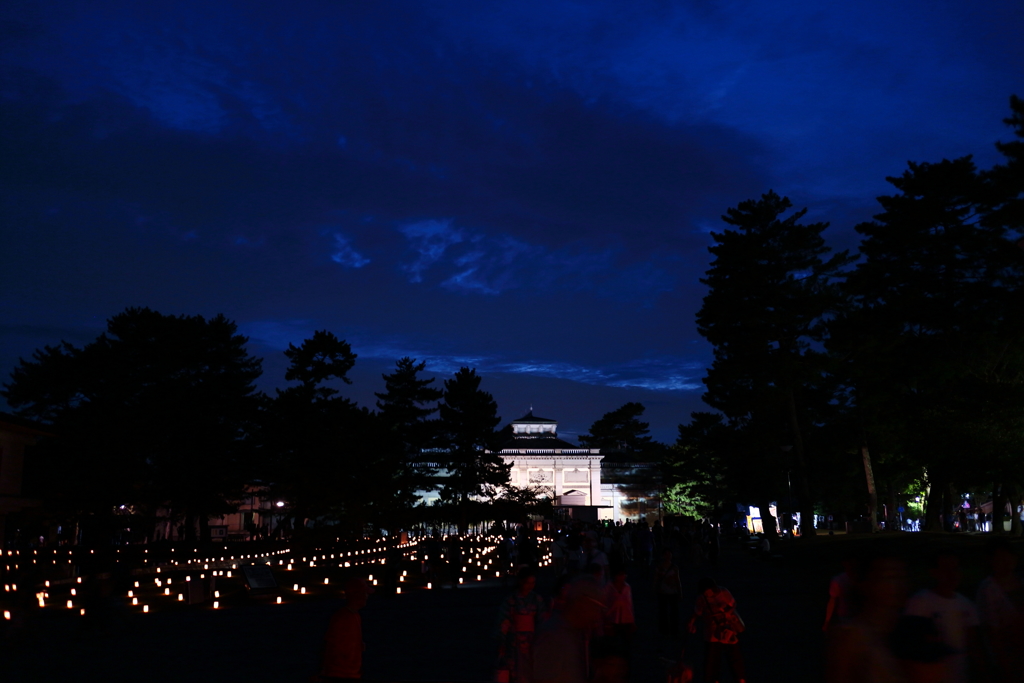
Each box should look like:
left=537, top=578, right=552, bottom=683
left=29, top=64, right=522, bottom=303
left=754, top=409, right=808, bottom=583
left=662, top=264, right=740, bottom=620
left=491, top=520, right=744, bottom=683
left=824, top=539, right=1023, bottom=683
left=314, top=521, right=1022, bottom=683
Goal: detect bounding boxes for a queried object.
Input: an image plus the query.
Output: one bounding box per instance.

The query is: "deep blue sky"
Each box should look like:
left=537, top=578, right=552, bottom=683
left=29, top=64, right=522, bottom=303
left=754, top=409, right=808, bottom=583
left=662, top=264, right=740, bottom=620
left=2, top=1, right=1022, bottom=442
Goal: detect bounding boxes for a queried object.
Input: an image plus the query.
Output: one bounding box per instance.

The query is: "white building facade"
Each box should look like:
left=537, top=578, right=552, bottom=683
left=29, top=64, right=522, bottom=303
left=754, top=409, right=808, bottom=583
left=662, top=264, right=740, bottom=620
left=494, top=412, right=603, bottom=507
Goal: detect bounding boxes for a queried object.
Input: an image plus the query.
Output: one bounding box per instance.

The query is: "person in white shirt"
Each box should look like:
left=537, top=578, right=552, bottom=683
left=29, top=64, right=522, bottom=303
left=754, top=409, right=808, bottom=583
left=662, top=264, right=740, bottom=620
left=904, top=552, right=983, bottom=683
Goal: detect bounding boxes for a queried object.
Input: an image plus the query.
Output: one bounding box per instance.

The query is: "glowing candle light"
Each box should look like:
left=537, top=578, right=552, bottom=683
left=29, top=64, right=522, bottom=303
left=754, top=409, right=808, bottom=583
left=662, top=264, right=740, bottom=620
left=71, top=588, right=76, bottom=596
left=132, top=597, right=138, bottom=605
left=276, top=597, right=282, bottom=604
left=214, top=591, right=220, bottom=598
left=134, top=581, right=139, bottom=588
left=323, top=578, right=329, bottom=585
left=178, top=594, right=184, bottom=601
left=300, top=587, right=306, bottom=594
left=79, top=608, right=85, bottom=616
left=128, top=590, right=133, bottom=597
left=3, top=610, right=10, bottom=620
left=164, top=588, right=170, bottom=595
left=213, top=601, right=219, bottom=609
left=66, top=600, right=73, bottom=609
left=293, top=584, right=298, bottom=591
left=396, top=587, right=401, bottom=594
left=427, top=582, right=432, bottom=589
left=143, top=605, right=149, bottom=613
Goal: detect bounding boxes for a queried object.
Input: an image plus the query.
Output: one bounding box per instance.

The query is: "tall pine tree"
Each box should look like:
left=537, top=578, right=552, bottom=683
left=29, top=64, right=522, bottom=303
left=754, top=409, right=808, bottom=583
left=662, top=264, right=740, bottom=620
left=437, top=367, right=508, bottom=532
left=697, top=191, right=853, bottom=537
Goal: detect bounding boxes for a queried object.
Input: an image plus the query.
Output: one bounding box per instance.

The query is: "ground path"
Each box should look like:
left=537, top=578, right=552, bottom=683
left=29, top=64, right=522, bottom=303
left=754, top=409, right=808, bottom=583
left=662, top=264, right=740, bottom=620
left=2, top=535, right=836, bottom=682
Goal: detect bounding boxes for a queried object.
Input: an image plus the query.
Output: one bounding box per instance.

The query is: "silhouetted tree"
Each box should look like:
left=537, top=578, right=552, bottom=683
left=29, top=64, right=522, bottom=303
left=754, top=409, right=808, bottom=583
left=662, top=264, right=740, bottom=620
left=838, top=124, right=1024, bottom=531
left=374, top=356, right=444, bottom=507
left=437, top=367, right=508, bottom=532
left=376, top=357, right=442, bottom=453
left=2, top=307, right=263, bottom=545
left=579, top=402, right=657, bottom=460
left=263, top=332, right=409, bottom=534
left=697, top=191, right=854, bottom=537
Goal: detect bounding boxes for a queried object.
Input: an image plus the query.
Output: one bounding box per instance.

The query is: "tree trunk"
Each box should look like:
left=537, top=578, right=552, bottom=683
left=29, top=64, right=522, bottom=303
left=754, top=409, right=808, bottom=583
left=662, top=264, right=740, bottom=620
left=198, top=513, right=211, bottom=547
left=860, top=442, right=878, bottom=532
left=887, top=481, right=898, bottom=531
left=785, top=387, right=817, bottom=537
left=924, top=473, right=944, bottom=532
left=458, top=492, right=469, bottom=535
left=992, top=482, right=1007, bottom=534
left=757, top=497, right=778, bottom=540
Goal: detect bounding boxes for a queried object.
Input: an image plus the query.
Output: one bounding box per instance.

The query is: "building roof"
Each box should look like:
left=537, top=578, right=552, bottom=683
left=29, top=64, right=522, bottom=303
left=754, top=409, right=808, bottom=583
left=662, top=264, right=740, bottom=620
left=510, top=411, right=557, bottom=424
left=500, top=435, right=581, bottom=450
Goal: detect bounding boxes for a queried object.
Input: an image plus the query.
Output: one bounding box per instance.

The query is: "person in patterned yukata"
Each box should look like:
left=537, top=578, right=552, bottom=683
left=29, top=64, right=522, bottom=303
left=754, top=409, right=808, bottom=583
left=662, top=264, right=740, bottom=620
left=496, top=567, right=549, bottom=683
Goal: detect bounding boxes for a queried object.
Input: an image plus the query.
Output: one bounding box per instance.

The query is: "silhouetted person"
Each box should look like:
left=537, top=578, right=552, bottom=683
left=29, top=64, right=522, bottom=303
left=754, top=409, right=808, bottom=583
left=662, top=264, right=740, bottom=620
left=976, top=539, right=1022, bottom=683
left=654, top=550, right=682, bottom=636
left=824, top=557, right=856, bottom=632
left=532, top=576, right=605, bottom=683
left=603, top=567, right=635, bottom=655
left=688, top=577, right=746, bottom=683
left=707, top=523, right=721, bottom=568
left=496, top=567, right=548, bottom=683
left=582, top=536, right=608, bottom=585
left=590, top=633, right=629, bottom=683
left=890, top=615, right=956, bottom=683
left=905, top=551, right=982, bottom=683
left=320, top=577, right=372, bottom=681
left=826, top=554, right=907, bottom=683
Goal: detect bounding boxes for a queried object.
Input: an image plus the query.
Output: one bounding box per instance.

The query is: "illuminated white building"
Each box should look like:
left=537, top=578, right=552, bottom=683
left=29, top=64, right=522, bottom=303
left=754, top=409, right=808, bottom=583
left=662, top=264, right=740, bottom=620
left=493, top=412, right=603, bottom=507
left=417, top=411, right=660, bottom=523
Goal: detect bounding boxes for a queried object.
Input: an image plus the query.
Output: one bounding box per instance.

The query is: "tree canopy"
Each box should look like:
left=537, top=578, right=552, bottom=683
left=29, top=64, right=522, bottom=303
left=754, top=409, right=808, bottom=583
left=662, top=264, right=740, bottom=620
left=2, top=307, right=263, bottom=544
left=579, top=402, right=658, bottom=461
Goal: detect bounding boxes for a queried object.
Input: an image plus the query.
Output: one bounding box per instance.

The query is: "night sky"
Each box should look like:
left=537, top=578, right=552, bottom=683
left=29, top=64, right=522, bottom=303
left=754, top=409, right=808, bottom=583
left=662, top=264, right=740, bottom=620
left=2, top=1, right=1022, bottom=442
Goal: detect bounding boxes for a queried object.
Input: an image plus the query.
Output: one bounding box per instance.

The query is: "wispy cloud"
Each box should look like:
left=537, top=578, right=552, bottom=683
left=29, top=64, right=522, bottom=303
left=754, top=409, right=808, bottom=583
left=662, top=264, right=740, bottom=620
left=331, top=234, right=370, bottom=268
left=399, top=221, right=675, bottom=301
left=400, top=219, right=463, bottom=283
left=239, top=319, right=704, bottom=392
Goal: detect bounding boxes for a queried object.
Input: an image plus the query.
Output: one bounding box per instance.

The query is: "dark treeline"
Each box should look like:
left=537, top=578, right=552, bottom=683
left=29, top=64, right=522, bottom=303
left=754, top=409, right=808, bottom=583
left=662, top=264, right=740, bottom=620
left=664, top=96, right=1024, bottom=538
left=1, top=313, right=523, bottom=545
